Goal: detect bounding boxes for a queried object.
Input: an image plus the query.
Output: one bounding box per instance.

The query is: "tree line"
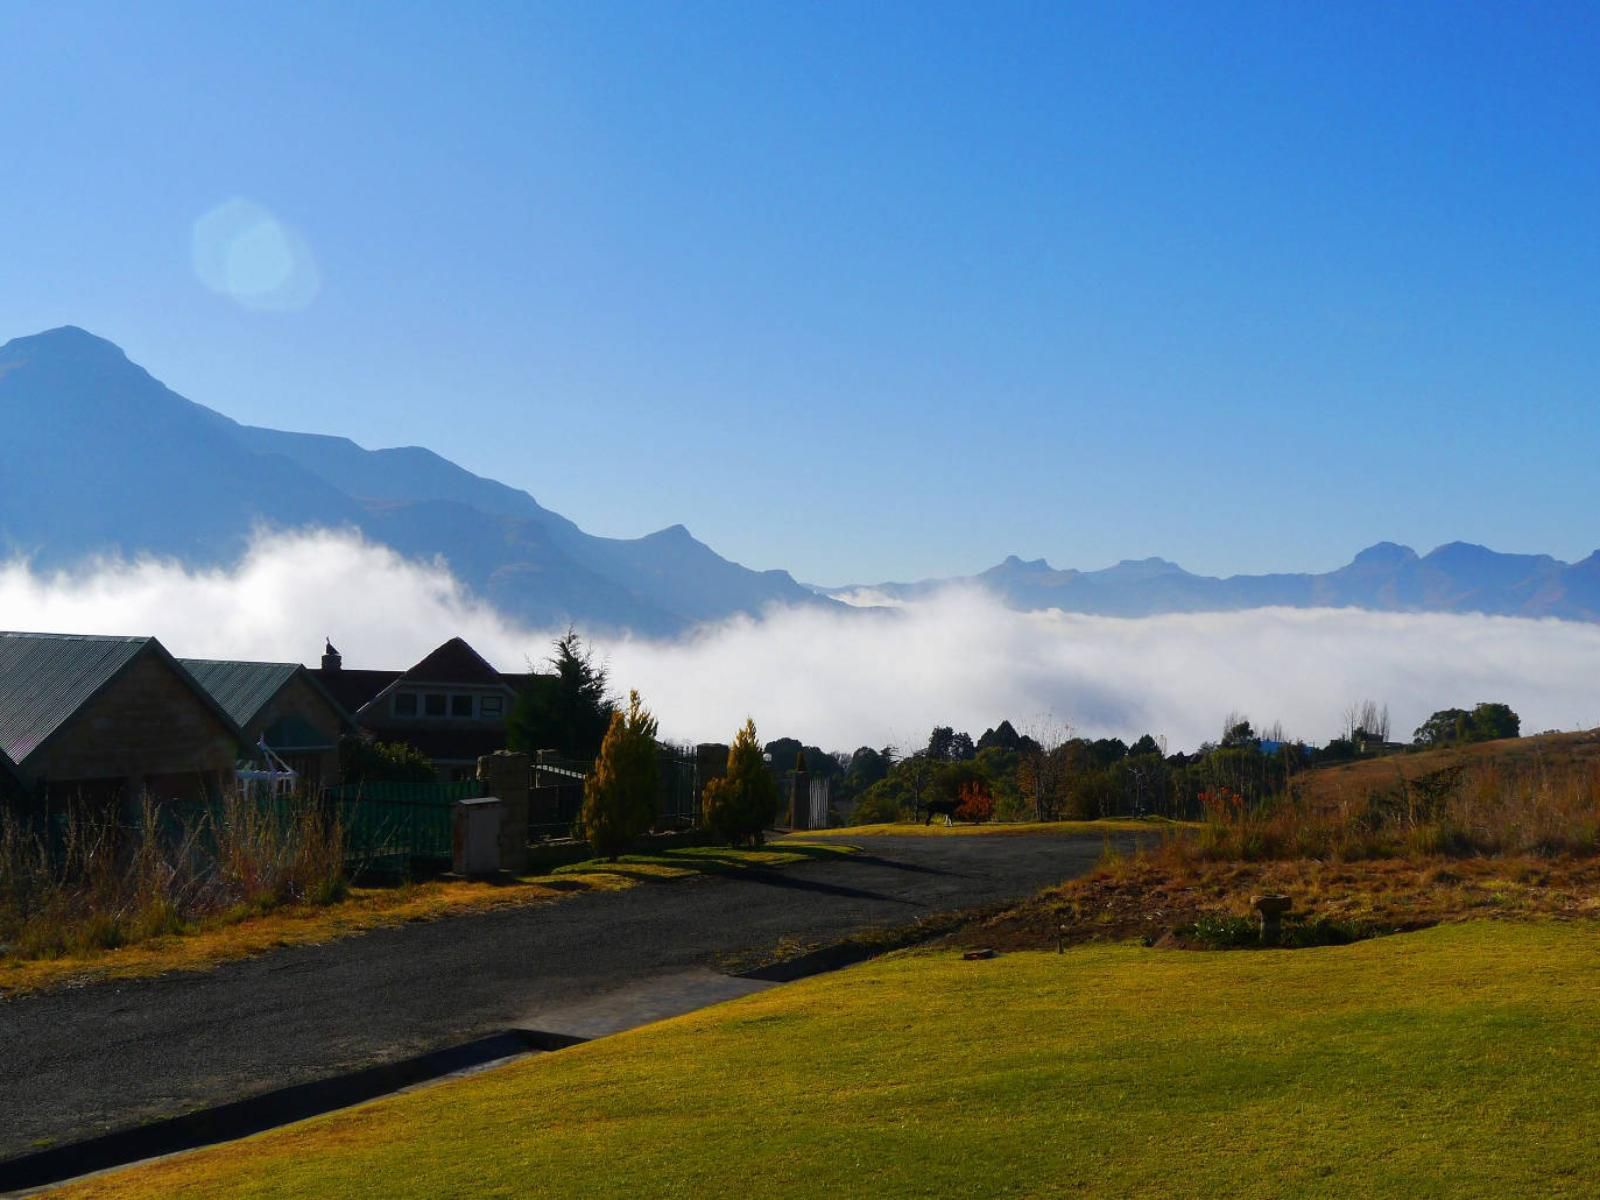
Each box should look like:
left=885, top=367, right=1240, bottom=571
left=840, top=701, right=1524, bottom=826
left=340, top=627, right=1527, bottom=844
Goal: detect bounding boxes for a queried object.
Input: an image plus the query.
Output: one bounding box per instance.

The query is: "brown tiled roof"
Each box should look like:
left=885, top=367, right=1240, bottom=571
left=399, top=638, right=506, bottom=687
left=311, top=640, right=541, bottom=728
left=308, top=668, right=399, bottom=716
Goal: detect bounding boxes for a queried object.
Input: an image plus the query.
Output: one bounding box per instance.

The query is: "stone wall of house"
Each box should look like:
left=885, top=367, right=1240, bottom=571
left=29, top=652, right=238, bottom=801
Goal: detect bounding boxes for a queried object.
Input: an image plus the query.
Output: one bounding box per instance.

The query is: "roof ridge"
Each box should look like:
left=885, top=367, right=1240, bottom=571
left=0, top=630, right=151, bottom=642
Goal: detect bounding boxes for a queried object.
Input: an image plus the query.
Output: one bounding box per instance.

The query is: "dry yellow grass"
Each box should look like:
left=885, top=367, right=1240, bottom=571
left=0, top=843, right=850, bottom=997
left=1291, top=728, right=1600, bottom=811
left=801, top=817, right=1186, bottom=838
left=974, top=851, right=1600, bottom=950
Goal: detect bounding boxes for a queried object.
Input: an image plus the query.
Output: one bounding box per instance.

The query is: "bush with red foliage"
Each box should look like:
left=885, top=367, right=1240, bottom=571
left=954, top=780, right=995, bottom=824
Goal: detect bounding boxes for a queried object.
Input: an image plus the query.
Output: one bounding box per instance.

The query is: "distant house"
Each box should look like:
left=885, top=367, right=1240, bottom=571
left=179, top=659, right=358, bottom=793
left=311, top=637, right=544, bottom=781
left=0, top=632, right=242, bottom=806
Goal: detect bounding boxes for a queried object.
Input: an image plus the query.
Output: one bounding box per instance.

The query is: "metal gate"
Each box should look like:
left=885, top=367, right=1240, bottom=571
left=326, top=780, right=484, bottom=875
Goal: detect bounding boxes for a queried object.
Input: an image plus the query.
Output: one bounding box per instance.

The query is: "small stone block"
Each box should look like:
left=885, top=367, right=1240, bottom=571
left=962, top=948, right=998, bottom=960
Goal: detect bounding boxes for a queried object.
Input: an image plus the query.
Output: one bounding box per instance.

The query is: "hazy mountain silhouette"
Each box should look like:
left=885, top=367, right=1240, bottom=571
left=7, top=326, right=1597, bottom=632
left=836, top=540, right=1600, bottom=621
left=0, top=326, right=830, bottom=635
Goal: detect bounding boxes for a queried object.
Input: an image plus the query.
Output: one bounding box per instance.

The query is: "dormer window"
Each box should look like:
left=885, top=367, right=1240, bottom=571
left=481, top=695, right=503, bottom=718
left=424, top=693, right=447, bottom=717
left=394, top=692, right=418, bottom=717
left=451, top=694, right=473, bottom=718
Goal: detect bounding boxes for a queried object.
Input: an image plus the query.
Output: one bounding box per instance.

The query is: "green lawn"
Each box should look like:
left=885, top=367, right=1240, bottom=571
left=58, top=921, right=1600, bottom=1199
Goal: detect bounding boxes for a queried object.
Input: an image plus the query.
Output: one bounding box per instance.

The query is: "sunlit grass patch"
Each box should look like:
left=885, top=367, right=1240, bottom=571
left=801, top=817, right=1187, bottom=838
left=55, top=921, right=1600, bottom=1199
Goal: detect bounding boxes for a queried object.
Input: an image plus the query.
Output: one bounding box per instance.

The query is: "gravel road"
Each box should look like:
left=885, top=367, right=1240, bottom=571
left=0, top=832, right=1128, bottom=1160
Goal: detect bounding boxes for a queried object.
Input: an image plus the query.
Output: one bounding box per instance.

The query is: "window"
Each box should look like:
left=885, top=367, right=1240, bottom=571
left=451, top=694, right=473, bottom=718
left=424, top=693, right=447, bottom=717
left=394, top=692, right=417, bottom=717
left=480, top=695, right=503, bottom=718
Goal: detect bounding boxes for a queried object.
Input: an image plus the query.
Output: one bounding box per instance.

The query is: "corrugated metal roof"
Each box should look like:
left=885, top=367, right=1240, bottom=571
left=0, top=632, right=151, bottom=765
left=178, top=659, right=301, bottom=729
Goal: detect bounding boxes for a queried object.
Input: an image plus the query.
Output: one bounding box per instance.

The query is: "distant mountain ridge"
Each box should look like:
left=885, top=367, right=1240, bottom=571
left=0, top=326, right=831, bottom=636
left=832, top=539, right=1600, bottom=622
left=5, top=325, right=1596, bottom=633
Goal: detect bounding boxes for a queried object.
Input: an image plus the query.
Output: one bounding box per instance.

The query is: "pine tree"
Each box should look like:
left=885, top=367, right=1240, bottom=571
left=508, top=629, right=615, bottom=761
left=580, top=690, right=660, bottom=860
left=702, top=718, right=780, bottom=847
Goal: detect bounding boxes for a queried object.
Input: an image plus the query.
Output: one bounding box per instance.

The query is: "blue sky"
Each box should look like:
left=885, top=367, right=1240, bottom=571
left=3, top=1, right=1597, bottom=585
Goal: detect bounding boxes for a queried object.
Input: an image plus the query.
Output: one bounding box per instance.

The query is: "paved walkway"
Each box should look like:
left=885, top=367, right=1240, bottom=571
left=0, top=832, right=1127, bottom=1160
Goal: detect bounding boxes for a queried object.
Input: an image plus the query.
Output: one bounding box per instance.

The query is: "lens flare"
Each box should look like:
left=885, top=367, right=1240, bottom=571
left=191, top=198, right=320, bottom=310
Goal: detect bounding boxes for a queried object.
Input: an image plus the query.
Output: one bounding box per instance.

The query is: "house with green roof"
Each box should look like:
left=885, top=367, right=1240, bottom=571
left=0, top=632, right=243, bottom=806
left=179, top=659, right=357, bottom=792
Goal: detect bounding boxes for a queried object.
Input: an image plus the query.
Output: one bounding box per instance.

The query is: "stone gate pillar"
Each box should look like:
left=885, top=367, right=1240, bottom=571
left=477, top=751, right=531, bottom=873
left=789, top=770, right=810, bottom=831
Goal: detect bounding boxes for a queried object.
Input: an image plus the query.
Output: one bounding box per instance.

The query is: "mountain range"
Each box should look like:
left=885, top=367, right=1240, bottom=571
left=0, top=326, right=830, bottom=636
left=831, top=541, right=1600, bottom=622
left=4, top=325, right=1598, bottom=633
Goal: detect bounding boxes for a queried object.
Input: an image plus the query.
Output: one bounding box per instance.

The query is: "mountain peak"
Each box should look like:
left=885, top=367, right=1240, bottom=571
left=1350, top=541, right=1418, bottom=567
left=0, top=325, right=129, bottom=362
left=997, top=554, right=1053, bottom=572
left=1091, top=556, right=1188, bottom=583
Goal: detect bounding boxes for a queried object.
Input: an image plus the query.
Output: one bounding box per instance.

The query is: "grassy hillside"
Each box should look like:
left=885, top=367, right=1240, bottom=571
left=1291, top=728, right=1600, bottom=812
left=58, top=922, right=1600, bottom=1199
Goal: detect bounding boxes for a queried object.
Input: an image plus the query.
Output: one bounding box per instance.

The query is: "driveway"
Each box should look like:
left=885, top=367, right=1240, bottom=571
left=0, top=832, right=1129, bottom=1161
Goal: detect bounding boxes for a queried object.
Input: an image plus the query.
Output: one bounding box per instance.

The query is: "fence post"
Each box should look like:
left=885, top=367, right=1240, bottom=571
left=477, top=751, right=530, bottom=873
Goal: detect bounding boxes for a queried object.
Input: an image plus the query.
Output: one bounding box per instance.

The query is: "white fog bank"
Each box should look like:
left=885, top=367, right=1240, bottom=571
left=3, top=530, right=1598, bottom=753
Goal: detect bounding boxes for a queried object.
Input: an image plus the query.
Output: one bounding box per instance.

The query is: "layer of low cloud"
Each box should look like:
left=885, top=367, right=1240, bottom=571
left=4, top=529, right=1598, bottom=753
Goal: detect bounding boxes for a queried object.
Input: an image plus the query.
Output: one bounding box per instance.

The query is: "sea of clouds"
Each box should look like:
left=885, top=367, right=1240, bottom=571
left=4, top=529, right=1599, bottom=754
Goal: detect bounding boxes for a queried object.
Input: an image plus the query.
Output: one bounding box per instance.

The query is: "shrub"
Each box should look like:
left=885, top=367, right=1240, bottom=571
left=954, top=780, right=994, bottom=824
left=1187, top=914, right=1259, bottom=948
left=1185, top=912, right=1364, bottom=949
left=992, top=789, right=1032, bottom=823
left=581, top=690, right=660, bottom=860
left=849, top=786, right=909, bottom=825
left=339, top=737, right=435, bottom=784
left=702, top=719, right=780, bottom=846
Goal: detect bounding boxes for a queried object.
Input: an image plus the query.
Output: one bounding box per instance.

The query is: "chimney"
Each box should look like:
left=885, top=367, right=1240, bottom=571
left=322, top=638, right=342, bottom=672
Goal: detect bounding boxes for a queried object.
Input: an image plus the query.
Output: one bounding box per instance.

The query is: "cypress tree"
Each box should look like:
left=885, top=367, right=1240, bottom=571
left=702, top=718, right=780, bottom=846
left=580, top=690, right=660, bottom=860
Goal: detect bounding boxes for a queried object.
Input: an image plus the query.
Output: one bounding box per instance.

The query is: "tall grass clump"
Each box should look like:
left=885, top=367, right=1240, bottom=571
left=1174, top=755, right=1600, bottom=866
left=0, top=788, right=347, bottom=962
